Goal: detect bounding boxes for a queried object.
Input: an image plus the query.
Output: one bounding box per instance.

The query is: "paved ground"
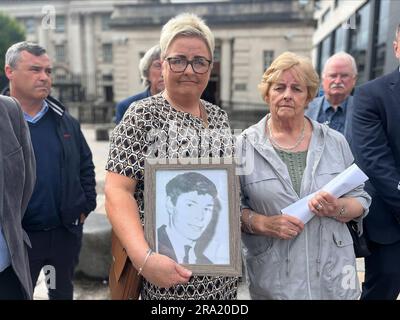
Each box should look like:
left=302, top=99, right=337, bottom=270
left=33, top=124, right=367, bottom=300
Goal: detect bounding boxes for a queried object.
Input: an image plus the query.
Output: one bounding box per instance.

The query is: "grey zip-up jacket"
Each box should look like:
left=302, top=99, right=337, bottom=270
left=0, top=96, right=36, bottom=299
left=237, top=116, right=371, bottom=300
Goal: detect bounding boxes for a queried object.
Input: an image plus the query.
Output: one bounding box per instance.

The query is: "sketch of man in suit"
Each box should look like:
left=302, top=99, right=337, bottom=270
left=157, top=172, right=223, bottom=265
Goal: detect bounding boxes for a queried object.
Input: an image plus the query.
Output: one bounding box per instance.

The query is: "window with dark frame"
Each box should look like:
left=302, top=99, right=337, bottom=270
left=334, top=25, right=346, bottom=53
left=55, top=44, right=66, bottom=63
left=347, top=2, right=371, bottom=84
left=101, top=14, right=111, bottom=31
left=102, top=74, right=113, bottom=82
left=318, top=34, right=332, bottom=74
left=263, top=50, right=274, bottom=72
left=104, top=86, right=114, bottom=102
left=55, top=16, right=65, bottom=33
left=234, top=83, right=247, bottom=91
left=24, top=18, right=35, bottom=34
left=371, top=0, right=390, bottom=79
left=102, top=43, right=113, bottom=63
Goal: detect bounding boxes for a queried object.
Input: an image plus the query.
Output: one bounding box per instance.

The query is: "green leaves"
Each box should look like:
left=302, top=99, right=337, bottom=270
left=0, top=13, right=25, bottom=88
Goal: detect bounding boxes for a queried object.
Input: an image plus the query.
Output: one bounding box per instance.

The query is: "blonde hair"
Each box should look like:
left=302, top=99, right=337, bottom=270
left=159, top=13, right=215, bottom=60
left=258, top=51, right=319, bottom=102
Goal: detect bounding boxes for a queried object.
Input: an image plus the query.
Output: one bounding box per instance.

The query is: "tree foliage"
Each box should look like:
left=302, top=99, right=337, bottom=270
left=0, top=13, right=25, bottom=88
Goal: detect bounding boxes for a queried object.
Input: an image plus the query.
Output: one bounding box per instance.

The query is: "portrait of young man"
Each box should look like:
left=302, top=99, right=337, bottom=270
left=156, top=171, right=229, bottom=265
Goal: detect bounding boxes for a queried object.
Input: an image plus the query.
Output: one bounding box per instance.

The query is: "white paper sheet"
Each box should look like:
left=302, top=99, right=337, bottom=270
left=281, top=164, right=369, bottom=224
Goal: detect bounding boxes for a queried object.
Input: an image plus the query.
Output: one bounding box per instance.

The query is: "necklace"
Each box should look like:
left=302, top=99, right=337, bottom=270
left=199, top=101, right=208, bottom=128
left=266, top=114, right=305, bottom=151
left=163, top=92, right=208, bottom=127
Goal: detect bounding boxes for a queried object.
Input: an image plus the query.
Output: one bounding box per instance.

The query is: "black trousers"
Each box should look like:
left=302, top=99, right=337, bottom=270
left=0, top=266, right=26, bottom=300
left=27, top=226, right=82, bottom=300
left=361, top=239, right=400, bottom=300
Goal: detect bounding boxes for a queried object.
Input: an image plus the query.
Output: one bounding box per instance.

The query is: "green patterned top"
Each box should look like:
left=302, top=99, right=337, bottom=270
left=275, top=148, right=308, bottom=196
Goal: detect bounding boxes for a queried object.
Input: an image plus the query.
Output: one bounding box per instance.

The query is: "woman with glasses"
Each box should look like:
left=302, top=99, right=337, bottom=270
left=105, top=13, right=237, bottom=300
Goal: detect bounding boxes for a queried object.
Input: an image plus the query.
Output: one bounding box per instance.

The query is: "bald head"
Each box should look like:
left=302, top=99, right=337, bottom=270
left=322, top=52, right=357, bottom=107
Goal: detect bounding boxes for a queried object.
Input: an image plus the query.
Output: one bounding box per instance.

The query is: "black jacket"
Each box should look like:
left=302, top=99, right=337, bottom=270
left=157, top=225, right=212, bottom=264
left=2, top=88, right=97, bottom=231
left=47, top=96, right=97, bottom=229
left=352, top=69, right=400, bottom=244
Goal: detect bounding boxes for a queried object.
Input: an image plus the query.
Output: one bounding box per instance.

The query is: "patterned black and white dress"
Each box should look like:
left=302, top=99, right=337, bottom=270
left=106, top=93, right=238, bottom=300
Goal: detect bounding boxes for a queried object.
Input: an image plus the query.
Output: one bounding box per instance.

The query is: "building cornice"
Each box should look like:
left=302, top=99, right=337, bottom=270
left=0, top=0, right=135, bottom=17
left=110, top=1, right=316, bottom=29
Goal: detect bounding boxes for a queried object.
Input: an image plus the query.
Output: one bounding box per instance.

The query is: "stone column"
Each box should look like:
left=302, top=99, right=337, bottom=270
left=67, top=13, right=82, bottom=76
left=37, top=21, right=49, bottom=49
left=220, top=38, right=233, bottom=110
left=83, top=13, right=96, bottom=99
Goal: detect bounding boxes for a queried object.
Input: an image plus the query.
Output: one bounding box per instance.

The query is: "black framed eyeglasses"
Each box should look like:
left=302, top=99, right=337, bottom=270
left=165, top=56, right=212, bottom=74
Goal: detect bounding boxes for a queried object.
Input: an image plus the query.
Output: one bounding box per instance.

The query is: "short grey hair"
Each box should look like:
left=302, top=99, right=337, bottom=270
left=139, top=44, right=161, bottom=87
left=159, top=13, right=214, bottom=60
left=322, top=51, right=358, bottom=77
left=5, top=41, right=47, bottom=68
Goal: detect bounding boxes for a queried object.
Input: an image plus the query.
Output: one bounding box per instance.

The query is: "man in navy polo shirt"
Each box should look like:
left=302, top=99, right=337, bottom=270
left=305, top=52, right=357, bottom=144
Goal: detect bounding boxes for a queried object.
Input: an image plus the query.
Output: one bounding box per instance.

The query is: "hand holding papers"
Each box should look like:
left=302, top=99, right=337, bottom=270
left=321, top=163, right=369, bottom=198
left=281, top=164, right=369, bottom=224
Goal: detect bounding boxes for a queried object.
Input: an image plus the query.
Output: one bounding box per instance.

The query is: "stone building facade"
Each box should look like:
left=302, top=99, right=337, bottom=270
left=0, top=0, right=131, bottom=104
left=110, top=0, right=315, bottom=127
left=313, top=0, right=400, bottom=85
left=0, top=0, right=315, bottom=127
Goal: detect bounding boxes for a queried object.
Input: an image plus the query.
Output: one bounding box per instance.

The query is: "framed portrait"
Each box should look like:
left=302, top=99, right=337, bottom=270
left=144, top=158, right=241, bottom=276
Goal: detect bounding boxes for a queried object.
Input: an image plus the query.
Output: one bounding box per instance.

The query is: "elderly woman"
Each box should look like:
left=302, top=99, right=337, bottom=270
left=237, top=52, right=371, bottom=299
left=115, top=44, right=164, bottom=124
left=105, top=13, right=237, bottom=300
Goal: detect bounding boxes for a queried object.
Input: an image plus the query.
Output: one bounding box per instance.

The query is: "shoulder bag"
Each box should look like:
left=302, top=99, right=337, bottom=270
left=347, top=220, right=371, bottom=258
left=109, top=231, right=142, bottom=300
